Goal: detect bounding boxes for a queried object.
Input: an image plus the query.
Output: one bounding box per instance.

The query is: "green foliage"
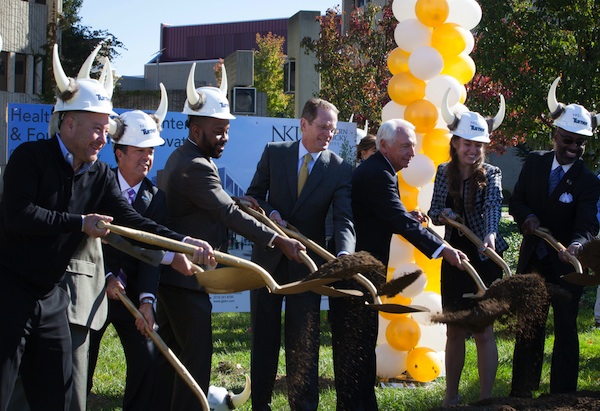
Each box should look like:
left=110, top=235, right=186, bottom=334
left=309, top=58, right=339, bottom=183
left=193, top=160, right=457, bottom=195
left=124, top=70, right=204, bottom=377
left=254, top=33, right=294, bottom=118
left=473, top=0, right=600, bottom=168
left=301, top=2, right=397, bottom=134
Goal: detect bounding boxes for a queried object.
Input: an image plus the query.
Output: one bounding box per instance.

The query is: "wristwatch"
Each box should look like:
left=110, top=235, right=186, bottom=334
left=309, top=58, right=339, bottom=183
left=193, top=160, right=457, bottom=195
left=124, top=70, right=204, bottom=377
left=139, top=297, right=155, bottom=305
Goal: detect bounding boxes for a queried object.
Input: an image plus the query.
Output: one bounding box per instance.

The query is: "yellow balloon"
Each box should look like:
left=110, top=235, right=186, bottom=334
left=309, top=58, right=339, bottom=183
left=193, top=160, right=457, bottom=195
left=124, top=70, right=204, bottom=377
left=386, top=317, right=421, bottom=352
left=414, top=249, right=442, bottom=294
left=405, top=99, right=439, bottom=134
left=415, top=0, right=449, bottom=28
left=388, top=72, right=426, bottom=106
left=406, top=347, right=442, bottom=382
left=387, top=47, right=410, bottom=75
left=422, top=128, right=451, bottom=164
left=379, top=294, right=412, bottom=321
left=441, top=53, right=476, bottom=85
left=431, top=23, right=466, bottom=57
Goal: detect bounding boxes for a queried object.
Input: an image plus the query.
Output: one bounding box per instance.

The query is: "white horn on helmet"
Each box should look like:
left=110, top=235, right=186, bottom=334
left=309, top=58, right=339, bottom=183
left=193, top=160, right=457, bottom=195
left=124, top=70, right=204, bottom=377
left=491, top=94, right=506, bottom=131
left=441, top=88, right=460, bottom=130
left=99, top=57, right=114, bottom=99
left=78, top=43, right=103, bottom=80
left=156, top=83, right=168, bottom=125
left=547, top=77, right=563, bottom=117
left=186, top=62, right=203, bottom=110
left=230, top=375, right=251, bottom=409
left=53, top=44, right=70, bottom=93
left=220, top=63, right=228, bottom=95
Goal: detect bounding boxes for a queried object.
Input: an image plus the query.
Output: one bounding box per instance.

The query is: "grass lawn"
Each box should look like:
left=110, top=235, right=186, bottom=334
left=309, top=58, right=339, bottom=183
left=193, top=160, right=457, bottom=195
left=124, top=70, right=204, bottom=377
left=88, top=218, right=600, bottom=410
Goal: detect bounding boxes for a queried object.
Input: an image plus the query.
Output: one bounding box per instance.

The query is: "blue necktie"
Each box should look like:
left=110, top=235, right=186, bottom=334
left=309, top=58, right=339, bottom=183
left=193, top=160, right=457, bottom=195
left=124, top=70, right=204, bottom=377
left=548, top=166, right=564, bottom=195
left=127, top=188, right=136, bottom=204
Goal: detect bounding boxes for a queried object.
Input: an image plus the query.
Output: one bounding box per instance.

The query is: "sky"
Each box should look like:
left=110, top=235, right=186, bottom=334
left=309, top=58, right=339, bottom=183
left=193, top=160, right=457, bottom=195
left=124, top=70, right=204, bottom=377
left=79, top=0, right=338, bottom=76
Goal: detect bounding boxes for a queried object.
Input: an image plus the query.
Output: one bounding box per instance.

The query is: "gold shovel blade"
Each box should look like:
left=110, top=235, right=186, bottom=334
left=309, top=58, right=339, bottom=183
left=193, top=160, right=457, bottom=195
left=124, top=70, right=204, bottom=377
left=196, top=267, right=267, bottom=294
left=366, top=303, right=429, bottom=314
left=561, top=272, right=600, bottom=286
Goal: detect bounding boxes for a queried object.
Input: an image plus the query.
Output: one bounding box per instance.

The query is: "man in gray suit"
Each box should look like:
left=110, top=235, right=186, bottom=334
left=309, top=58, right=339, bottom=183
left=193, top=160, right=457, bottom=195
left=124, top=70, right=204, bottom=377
left=247, top=98, right=356, bottom=411
left=153, top=64, right=304, bottom=411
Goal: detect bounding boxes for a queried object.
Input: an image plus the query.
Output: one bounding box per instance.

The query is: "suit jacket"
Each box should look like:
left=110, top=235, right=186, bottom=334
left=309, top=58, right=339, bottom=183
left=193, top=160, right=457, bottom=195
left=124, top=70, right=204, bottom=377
left=247, top=140, right=355, bottom=278
left=352, top=151, right=442, bottom=265
left=0, top=136, right=184, bottom=297
left=159, top=139, right=277, bottom=290
left=60, top=235, right=108, bottom=331
left=509, top=150, right=600, bottom=276
left=103, top=175, right=165, bottom=302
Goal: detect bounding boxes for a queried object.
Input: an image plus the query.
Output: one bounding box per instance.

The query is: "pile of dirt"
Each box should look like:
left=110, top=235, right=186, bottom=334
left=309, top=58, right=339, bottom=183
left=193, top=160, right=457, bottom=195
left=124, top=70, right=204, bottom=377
left=303, top=251, right=385, bottom=281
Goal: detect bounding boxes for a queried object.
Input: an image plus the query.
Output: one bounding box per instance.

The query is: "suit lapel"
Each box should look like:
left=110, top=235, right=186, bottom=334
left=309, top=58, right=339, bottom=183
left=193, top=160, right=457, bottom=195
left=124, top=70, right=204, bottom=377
left=287, top=142, right=301, bottom=201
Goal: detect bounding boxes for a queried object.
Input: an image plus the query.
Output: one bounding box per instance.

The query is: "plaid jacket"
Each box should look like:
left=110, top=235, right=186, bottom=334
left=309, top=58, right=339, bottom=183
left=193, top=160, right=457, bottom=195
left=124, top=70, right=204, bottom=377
left=428, top=162, right=508, bottom=260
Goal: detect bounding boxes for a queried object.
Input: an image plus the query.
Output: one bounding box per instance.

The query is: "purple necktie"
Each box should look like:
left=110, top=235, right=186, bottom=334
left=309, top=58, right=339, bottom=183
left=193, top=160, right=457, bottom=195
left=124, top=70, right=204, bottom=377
left=127, top=188, right=136, bottom=205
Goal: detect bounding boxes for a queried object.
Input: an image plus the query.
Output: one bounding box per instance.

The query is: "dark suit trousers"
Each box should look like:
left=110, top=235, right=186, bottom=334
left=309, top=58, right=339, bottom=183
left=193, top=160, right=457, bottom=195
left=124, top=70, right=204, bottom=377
left=250, top=260, right=321, bottom=411
left=511, top=256, right=583, bottom=394
left=152, top=284, right=212, bottom=411
left=88, top=300, right=157, bottom=411
left=0, top=282, right=72, bottom=411
left=329, top=289, right=378, bottom=411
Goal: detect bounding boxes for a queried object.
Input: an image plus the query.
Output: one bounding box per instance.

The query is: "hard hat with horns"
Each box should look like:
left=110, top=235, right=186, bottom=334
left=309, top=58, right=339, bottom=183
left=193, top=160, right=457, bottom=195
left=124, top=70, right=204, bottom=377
left=441, top=88, right=505, bottom=143
left=547, top=77, right=600, bottom=136
left=183, top=62, right=235, bottom=119
left=207, top=374, right=251, bottom=411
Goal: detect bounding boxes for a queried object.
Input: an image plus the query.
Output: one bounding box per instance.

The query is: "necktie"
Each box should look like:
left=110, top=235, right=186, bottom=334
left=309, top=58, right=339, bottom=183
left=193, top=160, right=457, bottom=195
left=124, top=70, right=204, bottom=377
left=548, top=166, right=564, bottom=195
left=297, top=154, right=312, bottom=196
left=126, top=188, right=136, bottom=205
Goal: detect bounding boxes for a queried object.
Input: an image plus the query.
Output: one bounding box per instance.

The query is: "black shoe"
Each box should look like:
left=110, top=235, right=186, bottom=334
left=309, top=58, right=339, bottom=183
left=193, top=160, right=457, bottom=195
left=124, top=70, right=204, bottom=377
left=594, top=321, right=600, bottom=329
left=509, top=388, right=532, bottom=398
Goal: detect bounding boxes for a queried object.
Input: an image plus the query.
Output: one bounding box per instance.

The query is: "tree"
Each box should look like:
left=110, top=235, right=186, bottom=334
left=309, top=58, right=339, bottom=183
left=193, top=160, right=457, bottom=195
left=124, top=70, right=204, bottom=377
left=301, top=2, right=397, bottom=134
left=254, top=32, right=294, bottom=118
left=472, top=0, right=600, bottom=167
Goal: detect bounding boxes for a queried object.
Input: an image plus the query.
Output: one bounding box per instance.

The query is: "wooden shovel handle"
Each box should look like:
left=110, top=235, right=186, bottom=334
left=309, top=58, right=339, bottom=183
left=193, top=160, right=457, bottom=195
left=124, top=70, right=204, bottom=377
left=534, top=228, right=583, bottom=273
left=115, top=290, right=209, bottom=410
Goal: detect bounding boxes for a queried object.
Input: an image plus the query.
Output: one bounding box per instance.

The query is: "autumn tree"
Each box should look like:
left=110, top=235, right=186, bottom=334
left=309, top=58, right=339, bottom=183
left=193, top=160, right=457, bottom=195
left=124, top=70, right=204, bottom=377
left=254, top=32, right=293, bottom=118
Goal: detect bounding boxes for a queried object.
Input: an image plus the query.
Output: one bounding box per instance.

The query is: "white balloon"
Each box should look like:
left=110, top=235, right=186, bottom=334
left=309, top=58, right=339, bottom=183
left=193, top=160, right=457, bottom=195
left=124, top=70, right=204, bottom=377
left=436, top=351, right=447, bottom=377
left=388, top=235, right=415, bottom=267
left=401, top=154, right=436, bottom=187
left=425, top=75, right=462, bottom=107
left=376, top=343, right=408, bottom=378
left=459, top=26, right=475, bottom=54
left=417, top=182, right=434, bottom=213
left=392, top=263, right=427, bottom=298
left=408, top=46, right=444, bottom=81
left=411, top=291, right=443, bottom=326
left=416, top=323, right=447, bottom=352
left=392, top=0, right=417, bottom=22
left=381, top=100, right=406, bottom=123
left=377, top=316, right=392, bottom=345
left=447, top=0, right=482, bottom=31
left=394, top=19, right=432, bottom=52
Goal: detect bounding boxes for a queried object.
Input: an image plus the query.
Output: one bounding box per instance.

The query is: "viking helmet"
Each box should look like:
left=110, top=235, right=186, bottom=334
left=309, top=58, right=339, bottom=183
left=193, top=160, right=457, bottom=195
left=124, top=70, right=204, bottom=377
left=109, top=83, right=168, bottom=148
left=441, top=88, right=505, bottom=143
left=547, top=77, right=600, bottom=136
left=207, top=375, right=251, bottom=411
left=182, top=62, right=235, bottom=119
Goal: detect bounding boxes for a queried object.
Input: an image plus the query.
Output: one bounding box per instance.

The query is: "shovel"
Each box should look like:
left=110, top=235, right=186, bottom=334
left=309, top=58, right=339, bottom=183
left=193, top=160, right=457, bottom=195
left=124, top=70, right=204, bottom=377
left=115, top=289, right=209, bottom=410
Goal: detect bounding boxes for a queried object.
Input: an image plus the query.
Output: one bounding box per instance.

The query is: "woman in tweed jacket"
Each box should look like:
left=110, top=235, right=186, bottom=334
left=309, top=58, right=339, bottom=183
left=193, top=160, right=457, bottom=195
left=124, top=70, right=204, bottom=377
left=428, top=92, right=507, bottom=407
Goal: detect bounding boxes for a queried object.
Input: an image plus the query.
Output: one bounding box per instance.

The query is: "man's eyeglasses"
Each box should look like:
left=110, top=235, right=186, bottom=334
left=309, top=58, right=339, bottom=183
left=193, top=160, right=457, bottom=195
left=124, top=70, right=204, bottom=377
left=557, top=129, right=586, bottom=147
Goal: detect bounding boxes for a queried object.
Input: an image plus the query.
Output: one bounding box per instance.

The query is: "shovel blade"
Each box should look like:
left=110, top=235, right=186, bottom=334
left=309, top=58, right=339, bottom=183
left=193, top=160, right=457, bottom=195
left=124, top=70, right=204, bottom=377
left=314, top=286, right=364, bottom=298
left=196, top=267, right=266, bottom=294
left=561, top=272, right=600, bottom=286
left=273, top=278, right=336, bottom=295
left=366, top=303, right=429, bottom=314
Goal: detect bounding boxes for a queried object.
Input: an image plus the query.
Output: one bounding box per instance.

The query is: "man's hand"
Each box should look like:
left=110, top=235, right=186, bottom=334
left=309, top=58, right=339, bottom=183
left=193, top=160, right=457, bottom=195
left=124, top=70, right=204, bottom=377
left=183, top=237, right=217, bottom=268
left=521, top=215, right=540, bottom=236
left=559, top=242, right=583, bottom=263
left=136, top=303, right=155, bottom=337
left=273, top=235, right=305, bottom=263
left=410, top=210, right=427, bottom=223
left=83, top=214, right=113, bottom=238
left=106, top=275, right=125, bottom=300
left=441, top=246, right=468, bottom=269
left=237, top=195, right=261, bottom=210
left=269, top=210, right=287, bottom=228
left=171, top=253, right=210, bottom=276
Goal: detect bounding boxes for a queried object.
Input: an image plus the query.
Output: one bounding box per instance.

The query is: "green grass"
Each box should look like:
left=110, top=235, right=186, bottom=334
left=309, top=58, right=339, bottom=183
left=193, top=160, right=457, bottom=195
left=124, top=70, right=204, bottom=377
left=88, top=218, right=600, bottom=410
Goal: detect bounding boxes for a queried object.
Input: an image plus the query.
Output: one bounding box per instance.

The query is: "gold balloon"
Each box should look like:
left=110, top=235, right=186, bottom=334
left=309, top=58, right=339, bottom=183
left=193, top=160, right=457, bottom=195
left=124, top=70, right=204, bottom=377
left=431, top=23, right=466, bottom=57
left=387, top=47, right=410, bottom=75
left=386, top=317, right=421, bottom=352
left=379, top=294, right=413, bottom=321
left=406, top=347, right=442, bottom=382
left=422, top=128, right=451, bottom=165
left=415, top=0, right=449, bottom=28
left=388, top=72, right=426, bottom=106
left=399, top=182, right=419, bottom=211
left=414, top=249, right=442, bottom=294
left=405, top=99, right=439, bottom=134
left=441, top=53, right=476, bottom=85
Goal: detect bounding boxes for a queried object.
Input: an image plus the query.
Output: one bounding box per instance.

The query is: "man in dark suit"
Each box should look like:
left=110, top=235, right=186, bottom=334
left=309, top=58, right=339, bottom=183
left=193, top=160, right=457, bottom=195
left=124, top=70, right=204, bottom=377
left=509, top=79, right=600, bottom=397
left=153, top=64, right=304, bottom=411
left=344, top=118, right=465, bottom=410
left=247, top=98, right=356, bottom=411
left=0, top=45, right=214, bottom=411
left=87, top=106, right=171, bottom=410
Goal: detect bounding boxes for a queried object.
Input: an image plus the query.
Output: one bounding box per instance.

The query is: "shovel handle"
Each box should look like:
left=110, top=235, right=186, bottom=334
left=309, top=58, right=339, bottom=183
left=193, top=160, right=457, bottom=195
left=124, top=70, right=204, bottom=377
left=533, top=228, right=583, bottom=274
left=115, top=289, right=209, bottom=410
left=97, top=221, right=281, bottom=292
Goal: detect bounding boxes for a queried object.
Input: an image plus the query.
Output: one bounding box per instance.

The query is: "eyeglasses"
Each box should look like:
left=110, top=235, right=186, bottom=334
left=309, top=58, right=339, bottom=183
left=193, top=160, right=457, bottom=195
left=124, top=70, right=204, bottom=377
left=311, top=122, right=336, bottom=134
left=556, top=129, right=586, bottom=147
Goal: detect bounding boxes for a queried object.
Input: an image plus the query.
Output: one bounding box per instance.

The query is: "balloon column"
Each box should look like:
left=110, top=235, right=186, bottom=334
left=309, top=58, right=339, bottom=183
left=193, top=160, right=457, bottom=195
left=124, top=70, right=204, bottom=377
left=376, top=0, right=482, bottom=383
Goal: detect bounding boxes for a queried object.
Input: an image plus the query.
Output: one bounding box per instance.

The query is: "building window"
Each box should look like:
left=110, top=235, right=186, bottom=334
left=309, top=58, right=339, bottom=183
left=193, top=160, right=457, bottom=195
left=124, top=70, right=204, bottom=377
left=0, top=52, right=7, bottom=92
left=15, top=53, right=27, bottom=93
left=35, top=0, right=47, bottom=3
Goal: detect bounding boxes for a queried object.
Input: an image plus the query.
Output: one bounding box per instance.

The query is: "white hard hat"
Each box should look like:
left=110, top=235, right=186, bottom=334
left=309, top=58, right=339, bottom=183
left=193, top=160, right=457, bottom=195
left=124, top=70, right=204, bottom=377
left=182, top=62, right=235, bottom=119
left=109, top=83, right=168, bottom=148
left=207, top=375, right=251, bottom=411
left=53, top=43, right=116, bottom=115
left=547, top=77, right=599, bottom=136
left=441, top=88, right=505, bottom=143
